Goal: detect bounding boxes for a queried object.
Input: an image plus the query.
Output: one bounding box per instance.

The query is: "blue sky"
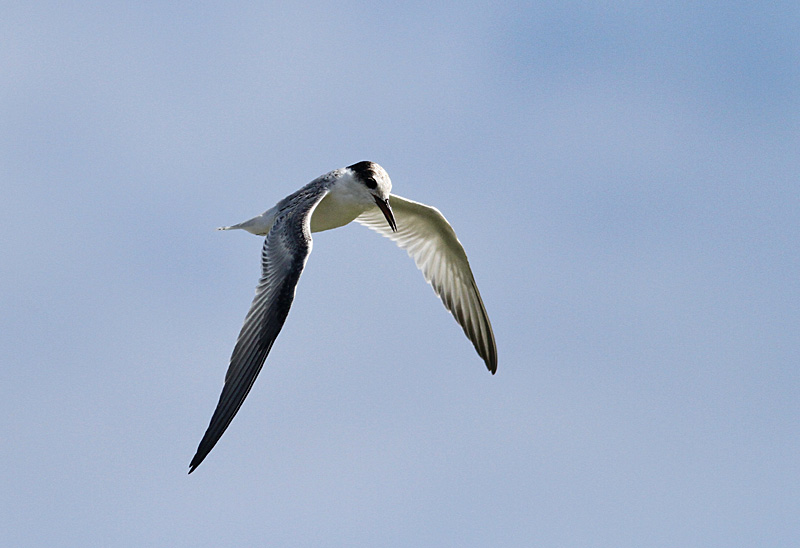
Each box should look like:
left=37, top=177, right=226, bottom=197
left=2, top=2, right=798, bottom=546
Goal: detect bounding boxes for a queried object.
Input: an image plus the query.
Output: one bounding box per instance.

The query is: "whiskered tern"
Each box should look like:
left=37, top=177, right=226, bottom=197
left=190, top=161, right=496, bottom=472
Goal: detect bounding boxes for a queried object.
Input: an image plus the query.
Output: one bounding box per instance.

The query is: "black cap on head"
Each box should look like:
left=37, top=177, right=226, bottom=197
left=347, top=160, right=378, bottom=189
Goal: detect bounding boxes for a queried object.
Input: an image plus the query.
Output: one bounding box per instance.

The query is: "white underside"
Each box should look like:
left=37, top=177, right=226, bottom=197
left=222, top=191, right=370, bottom=236
left=309, top=192, right=366, bottom=233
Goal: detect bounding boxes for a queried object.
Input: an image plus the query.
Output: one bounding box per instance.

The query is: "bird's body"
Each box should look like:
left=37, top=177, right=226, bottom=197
left=222, top=163, right=388, bottom=236
left=190, top=161, right=496, bottom=472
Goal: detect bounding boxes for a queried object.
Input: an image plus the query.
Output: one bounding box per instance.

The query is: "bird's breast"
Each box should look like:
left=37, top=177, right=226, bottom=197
left=309, top=192, right=367, bottom=233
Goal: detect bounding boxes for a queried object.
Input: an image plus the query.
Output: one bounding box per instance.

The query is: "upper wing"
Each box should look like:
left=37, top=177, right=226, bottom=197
left=356, top=194, right=497, bottom=373
left=189, top=187, right=330, bottom=472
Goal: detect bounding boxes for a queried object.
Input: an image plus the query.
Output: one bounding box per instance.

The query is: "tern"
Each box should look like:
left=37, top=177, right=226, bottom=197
left=189, top=161, right=496, bottom=472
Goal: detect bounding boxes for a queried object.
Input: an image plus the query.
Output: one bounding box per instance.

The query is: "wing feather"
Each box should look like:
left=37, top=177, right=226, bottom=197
left=356, top=194, right=497, bottom=373
left=189, top=187, right=329, bottom=472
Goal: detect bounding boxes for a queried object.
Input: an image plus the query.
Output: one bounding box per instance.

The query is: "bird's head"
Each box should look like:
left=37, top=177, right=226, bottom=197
left=346, top=160, right=396, bottom=232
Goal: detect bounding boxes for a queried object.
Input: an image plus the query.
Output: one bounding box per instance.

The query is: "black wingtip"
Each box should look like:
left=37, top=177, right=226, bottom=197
left=188, top=445, right=210, bottom=474
left=188, top=449, right=207, bottom=474
left=486, top=353, right=497, bottom=375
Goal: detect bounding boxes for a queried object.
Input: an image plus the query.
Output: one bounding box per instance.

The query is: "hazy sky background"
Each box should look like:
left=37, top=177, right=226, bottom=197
left=2, top=2, right=798, bottom=546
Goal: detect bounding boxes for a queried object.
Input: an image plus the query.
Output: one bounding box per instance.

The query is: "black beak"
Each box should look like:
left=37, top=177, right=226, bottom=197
left=373, top=195, right=397, bottom=232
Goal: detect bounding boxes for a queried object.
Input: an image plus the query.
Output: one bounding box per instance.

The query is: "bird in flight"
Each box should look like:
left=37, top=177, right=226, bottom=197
left=189, top=161, right=496, bottom=472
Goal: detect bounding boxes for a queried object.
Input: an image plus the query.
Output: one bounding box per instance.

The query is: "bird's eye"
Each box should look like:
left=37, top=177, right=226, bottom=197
left=364, top=178, right=377, bottom=189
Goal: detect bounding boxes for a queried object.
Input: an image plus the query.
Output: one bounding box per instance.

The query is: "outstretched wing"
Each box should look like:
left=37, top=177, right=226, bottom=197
left=356, top=194, right=497, bottom=373
left=190, top=188, right=330, bottom=472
